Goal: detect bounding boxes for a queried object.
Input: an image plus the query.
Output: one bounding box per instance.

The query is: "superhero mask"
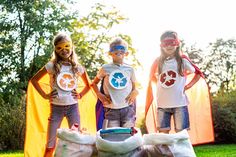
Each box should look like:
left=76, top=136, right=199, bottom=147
left=160, top=39, right=180, bottom=47
left=55, top=41, right=72, bottom=53
left=110, top=45, right=127, bottom=53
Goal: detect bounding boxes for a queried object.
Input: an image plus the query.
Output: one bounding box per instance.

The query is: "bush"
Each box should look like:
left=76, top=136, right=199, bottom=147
left=0, top=93, right=25, bottom=150
left=136, top=115, right=147, bottom=134
left=212, top=91, right=236, bottom=143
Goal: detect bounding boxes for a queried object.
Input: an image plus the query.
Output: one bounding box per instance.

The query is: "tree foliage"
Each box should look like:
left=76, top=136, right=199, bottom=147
left=202, top=39, right=236, bottom=93
left=0, top=94, right=25, bottom=150
left=0, top=1, right=138, bottom=93
left=0, top=0, right=77, bottom=93
left=212, top=90, right=236, bottom=143
left=182, top=39, right=236, bottom=93
left=70, top=3, right=139, bottom=78
left=0, top=0, right=138, bottom=150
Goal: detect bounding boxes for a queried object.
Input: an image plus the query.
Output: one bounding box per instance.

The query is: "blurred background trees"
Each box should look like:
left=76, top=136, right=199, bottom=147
left=0, top=0, right=236, bottom=150
left=182, top=39, right=236, bottom=93
left=0, top=0, right=138, bottom=150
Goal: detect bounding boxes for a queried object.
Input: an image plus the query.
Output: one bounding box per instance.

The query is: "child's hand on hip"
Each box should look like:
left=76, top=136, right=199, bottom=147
left=72, top=89, right=82, bottom=99
left=98, top=93, right=112, bottom=106
left=126, top=89, right=138, bottom=105
left=45, top=89, right=58, bottom=99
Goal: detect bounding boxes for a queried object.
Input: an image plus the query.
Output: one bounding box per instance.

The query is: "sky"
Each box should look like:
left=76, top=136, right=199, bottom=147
left=76, top=0, right=236, bottom=112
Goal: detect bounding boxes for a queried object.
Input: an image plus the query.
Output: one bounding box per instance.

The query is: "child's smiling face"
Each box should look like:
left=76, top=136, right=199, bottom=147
left=109, top=44, right=128, bottom=63
left=55, top=39, right=72, bottom=60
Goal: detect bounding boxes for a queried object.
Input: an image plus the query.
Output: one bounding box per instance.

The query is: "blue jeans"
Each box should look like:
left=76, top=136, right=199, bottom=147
left=46, top=103, right=80, bottom=148
left=157, top=106, right=189, bottom=132
left=103, top=104, right=136, bottom=128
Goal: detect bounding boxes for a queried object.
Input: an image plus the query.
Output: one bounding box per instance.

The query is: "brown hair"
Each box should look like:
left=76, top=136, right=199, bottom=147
left=158, top=30, right=183, bottom=76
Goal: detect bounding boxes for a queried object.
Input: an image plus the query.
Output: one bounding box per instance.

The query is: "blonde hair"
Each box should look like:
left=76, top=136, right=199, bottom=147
left=158, top=30, right=183, bottom=76
left=109, top=37, right=128, bottom=51
left=51, top=32, right=80, bottom=78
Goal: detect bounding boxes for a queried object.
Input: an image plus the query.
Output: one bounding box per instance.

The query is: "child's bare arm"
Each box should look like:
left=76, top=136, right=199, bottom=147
left=91, top=76, right=112, bottom=105
left=31, top=67, right=51, bottom=99
left=184, top=73, right=201, bottom=91
left=78, top=71, right=90, bottom=98
left=91, top=76, right=101, bottom=96
left=126, top=82, right=139, bottom=104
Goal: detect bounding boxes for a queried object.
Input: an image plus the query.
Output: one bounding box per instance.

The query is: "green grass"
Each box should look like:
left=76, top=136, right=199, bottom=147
left=194, top=144, right=236, bottom=157
left=0, top=144, right=236, bottom=157
left=0, top=150, right=23, bottom=157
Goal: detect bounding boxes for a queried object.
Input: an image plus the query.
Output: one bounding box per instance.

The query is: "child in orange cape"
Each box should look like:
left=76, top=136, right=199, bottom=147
left=30, top=33, right=90, bottom=157
left=146, top=30, right=203, bottom=134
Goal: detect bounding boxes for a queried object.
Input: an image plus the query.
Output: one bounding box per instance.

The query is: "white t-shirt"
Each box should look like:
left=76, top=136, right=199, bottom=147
left=97, top=63, right=136, bottom=109
left=155, top=58, right=195, bottom=108
left=45, top=61, right=84, bottom=106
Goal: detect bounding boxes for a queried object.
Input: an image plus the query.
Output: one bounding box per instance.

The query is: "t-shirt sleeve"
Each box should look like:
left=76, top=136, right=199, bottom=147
left=183, top=58, right=195, bottom=74
left=130, top=68, right=137, bottom=82
left=96, top=67, right=107, bottom=80
left=45, top=61, right=55, bottom=74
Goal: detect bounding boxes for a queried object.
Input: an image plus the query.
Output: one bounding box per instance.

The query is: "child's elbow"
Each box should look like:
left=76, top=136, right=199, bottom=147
left=196, top=73, right=201, bottom=79
left=90, top=82, right=97, bottom=88
left=30, top=77, right=36, bottom=84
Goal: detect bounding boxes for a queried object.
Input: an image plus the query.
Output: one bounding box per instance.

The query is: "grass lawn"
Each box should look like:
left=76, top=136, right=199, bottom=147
left=0, top=150, right=23, bottom=157
left=0, top=144, right=235, bottom=157
left=194, top=144, right=236, bottom=157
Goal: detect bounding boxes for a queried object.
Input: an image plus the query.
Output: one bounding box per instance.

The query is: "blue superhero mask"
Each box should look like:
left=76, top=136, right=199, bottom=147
left=110, top=45, right=127, bottom=53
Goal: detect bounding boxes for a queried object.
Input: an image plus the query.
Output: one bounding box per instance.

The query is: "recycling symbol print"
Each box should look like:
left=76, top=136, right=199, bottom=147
left=159, top=70, right=177, bottom=88
left=56, top=72, right=77, bottom=91
left=109, top=70, right=128, bottom=89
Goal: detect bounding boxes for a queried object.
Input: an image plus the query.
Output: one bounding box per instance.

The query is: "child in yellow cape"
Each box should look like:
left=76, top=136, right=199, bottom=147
left=24, top=33, right=97, bottom=157
left=145, top=30, right=214, bottom=145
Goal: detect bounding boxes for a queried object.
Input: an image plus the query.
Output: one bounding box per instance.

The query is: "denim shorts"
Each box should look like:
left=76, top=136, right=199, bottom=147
left=46, top=103, right=80, bottom=148
left=157, top=106, right=189, bottom=132
left=103, top=104, right=136, bottom=128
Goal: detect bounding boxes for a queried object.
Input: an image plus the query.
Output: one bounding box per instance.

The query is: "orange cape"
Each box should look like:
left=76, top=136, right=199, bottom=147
left=24, top=73, right=97, bottom=157
left=145, top=56, right=214, bottom=145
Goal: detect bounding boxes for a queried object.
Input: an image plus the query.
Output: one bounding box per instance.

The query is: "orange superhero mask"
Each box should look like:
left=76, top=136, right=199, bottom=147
left=55, top=41, right=72, bottom=52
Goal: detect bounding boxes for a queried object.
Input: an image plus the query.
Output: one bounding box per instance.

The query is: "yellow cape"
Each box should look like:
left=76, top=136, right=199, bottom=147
left=24, top=73, right=97, bottom=157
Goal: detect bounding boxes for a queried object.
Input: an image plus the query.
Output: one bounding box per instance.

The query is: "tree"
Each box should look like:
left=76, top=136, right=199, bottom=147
left=182, top=39, right=236, bottom=93
left=0, top=1, right=139, bottom=150
left=70, top=3, right=139, bottom=78
left=181, top=42, right=204, bottom=66
left=202, top=39, right=236, bottom=93
left=0, top=1, right=139, bottom=92
left=0, top=0, right=78, bottom=94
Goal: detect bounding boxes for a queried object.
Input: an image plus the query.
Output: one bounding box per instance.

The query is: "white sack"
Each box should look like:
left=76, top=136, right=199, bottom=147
left=143, top=129, right=196, bottom=157
left=54, top=128, right=96, bottom=157
left=96, top=127, right=143, bottom=154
